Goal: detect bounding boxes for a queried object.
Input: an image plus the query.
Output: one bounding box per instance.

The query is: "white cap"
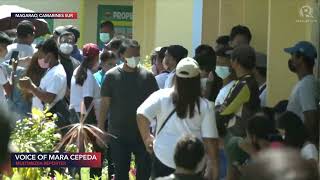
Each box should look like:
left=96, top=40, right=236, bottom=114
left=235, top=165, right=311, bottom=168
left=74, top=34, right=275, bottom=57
left=154, top=46, right=162, bottom=52
left=176, top=57, right=201, bottom=78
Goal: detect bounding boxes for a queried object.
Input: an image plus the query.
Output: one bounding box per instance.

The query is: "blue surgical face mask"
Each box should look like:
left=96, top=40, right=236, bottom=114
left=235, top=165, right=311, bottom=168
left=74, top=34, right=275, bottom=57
left=100, top=33, right=110, bottom=43
left=215, top=66, right=231, bottom=79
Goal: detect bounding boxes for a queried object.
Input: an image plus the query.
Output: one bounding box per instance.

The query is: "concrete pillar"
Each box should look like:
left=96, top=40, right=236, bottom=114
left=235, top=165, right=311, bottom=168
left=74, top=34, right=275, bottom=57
left=266, top=0, right=317, bottom=106
left=201, top=0, right=220, bottom=46
left=132, top=0, right=156, bottom=58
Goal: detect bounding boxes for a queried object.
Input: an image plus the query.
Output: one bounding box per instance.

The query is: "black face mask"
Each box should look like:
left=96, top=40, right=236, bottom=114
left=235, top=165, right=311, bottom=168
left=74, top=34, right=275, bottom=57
left=288, top=59, right=296, bottom=73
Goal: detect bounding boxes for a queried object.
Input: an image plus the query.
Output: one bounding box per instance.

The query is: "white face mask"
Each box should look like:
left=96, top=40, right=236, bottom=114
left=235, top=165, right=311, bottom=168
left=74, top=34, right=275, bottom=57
left=100, top=33, right=110, bottom=43
left=215, top=66, right=231, bottom=79
left=125, top=56, right=140, bottom=68
left=59, top=43, right=74, bottom=55
left=200, top=78, right=208, bottom=91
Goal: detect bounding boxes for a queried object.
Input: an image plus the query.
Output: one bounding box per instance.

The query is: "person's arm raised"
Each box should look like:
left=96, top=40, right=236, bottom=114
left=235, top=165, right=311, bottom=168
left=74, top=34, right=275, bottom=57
left=19, top=77, right=56, bottom=103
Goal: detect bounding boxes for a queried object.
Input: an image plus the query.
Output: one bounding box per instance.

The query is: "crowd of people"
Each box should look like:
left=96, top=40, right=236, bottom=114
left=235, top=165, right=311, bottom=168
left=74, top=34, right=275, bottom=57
left=0, top=19, right=319, bottom=180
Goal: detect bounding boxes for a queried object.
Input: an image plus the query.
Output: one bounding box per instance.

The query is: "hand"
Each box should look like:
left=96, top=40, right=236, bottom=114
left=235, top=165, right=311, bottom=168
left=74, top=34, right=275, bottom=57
left=12, top=58, right=18, bottom=72
left=144, top=134, right=154, bottom=154
left=19, top=77, right=35, bottom=92
left=208, top=71, right=214, bottom=82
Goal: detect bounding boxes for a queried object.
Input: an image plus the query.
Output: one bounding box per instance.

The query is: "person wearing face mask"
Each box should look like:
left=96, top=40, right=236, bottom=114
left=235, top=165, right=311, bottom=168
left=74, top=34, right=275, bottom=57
left=20, top=42, right=47, bottom=108
left=215, top=46, right=237, bottom=106
left=163, top=45, right=188, bottom=88
left=98, top=39, right=159, bottom=180
left=19, top=38, right=69, bottom=134
left=218, top=45, right=261, bottom=138
left=66, top=25, right=83, bottom=62
left=94, top=50, right=116, bottom=87
left=99, top=21, right=115, bottom=49
left=194, top=44, right=223, bottom=102
left=284, top=41, right=319, bottom=146
left=58, top=31, right=80, bottom=101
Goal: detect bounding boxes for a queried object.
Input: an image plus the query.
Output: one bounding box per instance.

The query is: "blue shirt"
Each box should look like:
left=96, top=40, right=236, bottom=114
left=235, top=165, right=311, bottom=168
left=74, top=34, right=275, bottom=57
left=94, top=70, right=106, bottom=87
left=70, top=45, right=83, bottom=62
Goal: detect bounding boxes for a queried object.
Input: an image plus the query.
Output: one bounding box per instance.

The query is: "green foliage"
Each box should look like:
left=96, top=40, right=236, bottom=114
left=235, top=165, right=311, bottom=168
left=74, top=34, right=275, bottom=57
left=9, top=109, right=61, bottom=179
left=11, top=109, right=60, bottom=152
left=140, top=55, right=152, bottom=71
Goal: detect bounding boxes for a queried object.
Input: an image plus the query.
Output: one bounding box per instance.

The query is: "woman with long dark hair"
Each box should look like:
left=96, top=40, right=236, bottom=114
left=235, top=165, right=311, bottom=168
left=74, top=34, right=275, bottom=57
left=137, top=57, right=219, bottom=179
left=69, top=43, right=100, bottom=123
left=22, top=43, right=47, bottom=102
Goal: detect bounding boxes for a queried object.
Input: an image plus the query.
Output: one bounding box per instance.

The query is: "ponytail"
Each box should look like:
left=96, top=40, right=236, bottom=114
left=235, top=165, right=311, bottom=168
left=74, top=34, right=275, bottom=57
left=75, top=55, right=91, bottom=86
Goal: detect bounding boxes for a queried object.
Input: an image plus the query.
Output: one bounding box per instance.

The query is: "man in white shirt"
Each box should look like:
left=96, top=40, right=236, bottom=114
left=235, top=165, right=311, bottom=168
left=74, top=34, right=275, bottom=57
left=214, top=46, right=236, bottom=106
left=284, top=41, right=319, bottom=145
left=253, top=52, right=267, bottom=107
left=163, top=45, right=188, bottom=88
left=155, top=47, right=169, bottom=89
left=5, top=20, right=36, bottom=67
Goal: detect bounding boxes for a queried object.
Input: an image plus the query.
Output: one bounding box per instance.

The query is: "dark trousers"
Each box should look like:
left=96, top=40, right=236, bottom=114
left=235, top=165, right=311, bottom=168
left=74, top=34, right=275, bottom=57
left=110, top=137, right=151, bottom=180
left=105, top=145, right=115, bottom=180
left=151, top=155, right=175, bottom=179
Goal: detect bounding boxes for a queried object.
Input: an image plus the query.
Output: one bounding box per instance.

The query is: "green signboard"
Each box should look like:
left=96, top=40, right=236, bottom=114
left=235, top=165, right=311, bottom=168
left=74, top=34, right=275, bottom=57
left=97, top=5, right=133, bottom=47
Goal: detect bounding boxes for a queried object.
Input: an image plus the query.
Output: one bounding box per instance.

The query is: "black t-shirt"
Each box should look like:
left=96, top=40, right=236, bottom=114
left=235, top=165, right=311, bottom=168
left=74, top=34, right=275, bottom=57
left=60, top=55, right=80, bottom=88
left=101, top=65, right=159, bottom=141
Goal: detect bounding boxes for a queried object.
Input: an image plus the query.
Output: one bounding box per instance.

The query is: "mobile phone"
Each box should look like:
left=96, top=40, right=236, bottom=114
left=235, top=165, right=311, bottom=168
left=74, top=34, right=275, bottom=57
left=10, top=51, right=19, bottom=65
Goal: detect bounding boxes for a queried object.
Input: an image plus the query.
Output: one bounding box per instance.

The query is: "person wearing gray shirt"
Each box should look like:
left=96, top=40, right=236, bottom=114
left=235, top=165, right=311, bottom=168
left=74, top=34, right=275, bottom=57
left=284, top=41, right=319, bottom=146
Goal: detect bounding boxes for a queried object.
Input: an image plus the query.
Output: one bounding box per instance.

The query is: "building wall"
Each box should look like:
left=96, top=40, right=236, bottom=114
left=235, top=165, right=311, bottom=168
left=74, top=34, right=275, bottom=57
left=154, top=0, right=194, bottom=56
left=80, top=0, right=132, bottom=46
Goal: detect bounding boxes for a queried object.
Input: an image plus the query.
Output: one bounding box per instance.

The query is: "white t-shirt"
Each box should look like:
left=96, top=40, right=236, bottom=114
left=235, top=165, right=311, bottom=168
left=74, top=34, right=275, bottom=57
left=32, top=64, right=67, bottom=110
left=287, top=75, right=319, bottom=121
left=301, top=142, right=318, bottom=161
left=215, top=80, right=236, bottom=106
left=70, top=67, right=101, bottom=118
left=5, top=43, right=36, bottom=60
left=137, top=88, right=219, bottom=168
left=0, top=65, right=8, bottom=102
left=164, top=70, right=175, bottom=88
left=156, top=72, right=169, bottom=89
left=259, top=83, right=267, bottom=107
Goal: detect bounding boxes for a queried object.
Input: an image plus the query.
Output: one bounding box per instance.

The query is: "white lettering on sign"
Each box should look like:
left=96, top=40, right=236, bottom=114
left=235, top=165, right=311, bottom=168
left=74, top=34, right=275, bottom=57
left=15, top=154, right=36, bottom=161
left=113, top=12, right=132, bottom=20
left=49, top=154, right=69, bottom=160
left=70, top=154, right=97, bottom=161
